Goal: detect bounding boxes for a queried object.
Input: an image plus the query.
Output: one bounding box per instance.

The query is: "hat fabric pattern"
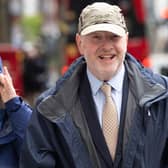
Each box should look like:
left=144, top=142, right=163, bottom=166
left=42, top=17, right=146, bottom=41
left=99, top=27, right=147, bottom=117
left=78, top=2, right=127, bottom=36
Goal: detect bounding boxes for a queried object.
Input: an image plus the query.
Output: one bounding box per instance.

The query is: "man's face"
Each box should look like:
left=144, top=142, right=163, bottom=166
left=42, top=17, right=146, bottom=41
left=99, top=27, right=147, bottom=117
left=76, top=31, right=128, bottom=81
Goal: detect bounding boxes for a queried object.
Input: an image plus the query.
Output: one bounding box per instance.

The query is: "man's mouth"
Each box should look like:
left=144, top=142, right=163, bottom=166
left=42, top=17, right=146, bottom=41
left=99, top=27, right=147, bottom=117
left=99, top=55, right=115, bottom=60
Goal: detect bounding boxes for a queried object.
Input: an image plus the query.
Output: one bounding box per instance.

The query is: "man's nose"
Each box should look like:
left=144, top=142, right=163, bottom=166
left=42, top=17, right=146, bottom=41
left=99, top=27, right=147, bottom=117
left=102, top=39, right=114, bottom=50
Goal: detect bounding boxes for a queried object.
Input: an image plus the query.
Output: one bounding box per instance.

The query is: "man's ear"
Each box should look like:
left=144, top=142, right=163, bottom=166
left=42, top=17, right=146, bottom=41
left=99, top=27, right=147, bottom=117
left=126, top=32, right=129, bottom=43
left=76, top=33, right=83, bottom=54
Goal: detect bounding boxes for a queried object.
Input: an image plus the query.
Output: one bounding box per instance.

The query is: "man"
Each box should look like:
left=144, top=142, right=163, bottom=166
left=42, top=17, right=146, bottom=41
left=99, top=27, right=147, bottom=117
left=20, top=2, right=168, bottom=168
left=0, top=66, right=32, bottom=167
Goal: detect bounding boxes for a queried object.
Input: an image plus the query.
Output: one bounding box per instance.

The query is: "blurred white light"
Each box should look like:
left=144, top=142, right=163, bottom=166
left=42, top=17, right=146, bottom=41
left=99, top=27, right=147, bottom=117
left=22, top=0, right=38, bottom=16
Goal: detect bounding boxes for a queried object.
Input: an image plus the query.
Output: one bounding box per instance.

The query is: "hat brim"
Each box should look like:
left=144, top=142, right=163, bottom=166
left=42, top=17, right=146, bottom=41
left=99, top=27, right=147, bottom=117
left=80, top=23, right=126, bottom=36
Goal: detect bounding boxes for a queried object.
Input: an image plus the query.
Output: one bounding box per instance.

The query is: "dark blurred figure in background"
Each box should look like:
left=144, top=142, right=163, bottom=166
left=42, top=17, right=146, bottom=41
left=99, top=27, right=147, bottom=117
left=0, top=66, right=32, bottom=168
left=23, top=42, right=49, bottom=106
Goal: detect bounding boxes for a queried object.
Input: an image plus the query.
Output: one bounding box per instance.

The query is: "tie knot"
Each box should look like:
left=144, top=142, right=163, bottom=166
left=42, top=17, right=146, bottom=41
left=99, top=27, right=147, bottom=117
left=101, top=83, right=112, bottom=97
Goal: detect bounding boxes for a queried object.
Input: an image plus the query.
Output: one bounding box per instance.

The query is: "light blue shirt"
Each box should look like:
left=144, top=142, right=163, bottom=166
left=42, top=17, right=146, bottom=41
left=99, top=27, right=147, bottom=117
left=87, top=64, right=125, bottom=127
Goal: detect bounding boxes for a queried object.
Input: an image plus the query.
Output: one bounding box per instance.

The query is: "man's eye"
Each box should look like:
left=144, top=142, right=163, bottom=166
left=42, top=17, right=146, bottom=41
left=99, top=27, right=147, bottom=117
left=109, top=35, right=119, bottom=41
left=111, top=35, right=119, bottom=39
left=93, top=36, right=101, bottom=40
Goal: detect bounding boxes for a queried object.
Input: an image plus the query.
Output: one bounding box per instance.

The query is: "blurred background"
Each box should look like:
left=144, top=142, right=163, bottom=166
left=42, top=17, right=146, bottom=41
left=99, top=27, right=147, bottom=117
left=0, top=0, right=167, bottom=105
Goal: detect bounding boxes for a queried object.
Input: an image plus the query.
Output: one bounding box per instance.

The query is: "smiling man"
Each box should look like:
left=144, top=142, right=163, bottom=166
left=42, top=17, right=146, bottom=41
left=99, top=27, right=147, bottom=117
left=76, top=31, right=128, bottom=81
left=20, top=2, right=168, bottom=168
left=76, top=3, right=128, bottom=82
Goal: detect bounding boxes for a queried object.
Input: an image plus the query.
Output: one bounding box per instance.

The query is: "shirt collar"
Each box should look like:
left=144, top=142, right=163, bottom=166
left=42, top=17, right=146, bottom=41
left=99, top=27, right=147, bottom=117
left=87, top=64, right=125, bottom=95
left=108, top=64, right=125, bottom=92
left=87, top=69, right=102, bottom=96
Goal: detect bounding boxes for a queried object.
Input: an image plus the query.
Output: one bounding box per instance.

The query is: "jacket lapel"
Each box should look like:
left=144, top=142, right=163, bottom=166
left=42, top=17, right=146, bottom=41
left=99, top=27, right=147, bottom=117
left=79, top=70, right=113, bottom=168
left=114, top=70, right=129, bottom=167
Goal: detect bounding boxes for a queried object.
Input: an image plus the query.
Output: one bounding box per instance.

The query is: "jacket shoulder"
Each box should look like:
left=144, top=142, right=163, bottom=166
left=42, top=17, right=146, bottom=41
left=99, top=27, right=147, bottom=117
left=126, top=53, right=168, bottom=88
left=36, top=56, right=85, bottom=105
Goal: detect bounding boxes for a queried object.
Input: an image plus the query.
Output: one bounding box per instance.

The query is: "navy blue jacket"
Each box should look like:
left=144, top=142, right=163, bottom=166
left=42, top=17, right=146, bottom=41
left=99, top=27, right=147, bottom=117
left=20, top=54, right=168, bottom=168
left=0, top=97, right=32, bottom=168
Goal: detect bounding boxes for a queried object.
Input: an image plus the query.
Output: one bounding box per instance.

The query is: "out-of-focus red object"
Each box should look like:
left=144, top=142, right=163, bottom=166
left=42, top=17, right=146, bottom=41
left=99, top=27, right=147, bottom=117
left=0, top=44, right=24, bottom=96
left=61, top=43, right=80, bottom=75
left=61, top=65, right=69, bottom=75
left=128, top=37, right=151, bottom=67
left=161, top=8, right=168, bottom=19
left=132, top=0, right=146, bottom=23
left=64, top=43, right=79, bottom=66
left=130, top=0, right=151, bottom=67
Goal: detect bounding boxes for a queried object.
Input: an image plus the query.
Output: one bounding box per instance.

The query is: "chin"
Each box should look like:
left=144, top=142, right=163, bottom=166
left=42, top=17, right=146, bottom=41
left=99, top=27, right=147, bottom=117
left=98, top=72, right=112, bottom=81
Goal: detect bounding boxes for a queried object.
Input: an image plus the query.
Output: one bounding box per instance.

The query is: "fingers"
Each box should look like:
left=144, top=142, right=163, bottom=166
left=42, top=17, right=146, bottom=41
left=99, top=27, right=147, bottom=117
left=3, top=66, right=12, bottom=81
left=4, top=66, right=9, bottom=77
left=0, top=66, right=12, bottom=88
left=0, top=67, right=17, bottom=103
left=0, top=72, right=4, bottom=88
left=3, top=66, right=8, bottom=75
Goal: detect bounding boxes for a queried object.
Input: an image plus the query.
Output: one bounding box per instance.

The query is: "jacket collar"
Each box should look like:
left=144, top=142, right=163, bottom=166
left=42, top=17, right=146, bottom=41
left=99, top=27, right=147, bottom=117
left=38, top=54, right=168, bottom=122
left=125, top=53, right=167, bottom=108
left=37, top=57, right=85, bottom=122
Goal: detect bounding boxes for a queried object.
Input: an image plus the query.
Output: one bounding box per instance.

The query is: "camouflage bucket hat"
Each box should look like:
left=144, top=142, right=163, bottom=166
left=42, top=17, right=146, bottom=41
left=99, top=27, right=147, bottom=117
left=78, top=2, right=127, bottom=36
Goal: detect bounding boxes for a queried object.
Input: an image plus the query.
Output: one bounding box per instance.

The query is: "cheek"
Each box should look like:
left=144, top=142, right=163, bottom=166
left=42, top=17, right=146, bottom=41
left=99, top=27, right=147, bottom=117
left=123, top=37, right=128, bottom=51
left=81, top=44, right=94, bottom=56
left=80, top=42, right=90, bottom=55
left=117, top=40, right=128, bottom=53
left=123, top=40, right=128, bottom=51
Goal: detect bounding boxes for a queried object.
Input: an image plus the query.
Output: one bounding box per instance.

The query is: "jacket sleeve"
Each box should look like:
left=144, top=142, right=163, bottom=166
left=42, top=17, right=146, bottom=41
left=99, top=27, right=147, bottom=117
left=5, top=97, right=32, bottom=141
left=19, top=109, right=57, bottom=168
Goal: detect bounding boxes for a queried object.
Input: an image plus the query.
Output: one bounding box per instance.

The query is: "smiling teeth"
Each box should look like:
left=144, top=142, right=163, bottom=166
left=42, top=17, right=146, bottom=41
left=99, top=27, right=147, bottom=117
left=103, top=56, right=111, bottom=57
left=99, top=54, right=115, bottom=59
